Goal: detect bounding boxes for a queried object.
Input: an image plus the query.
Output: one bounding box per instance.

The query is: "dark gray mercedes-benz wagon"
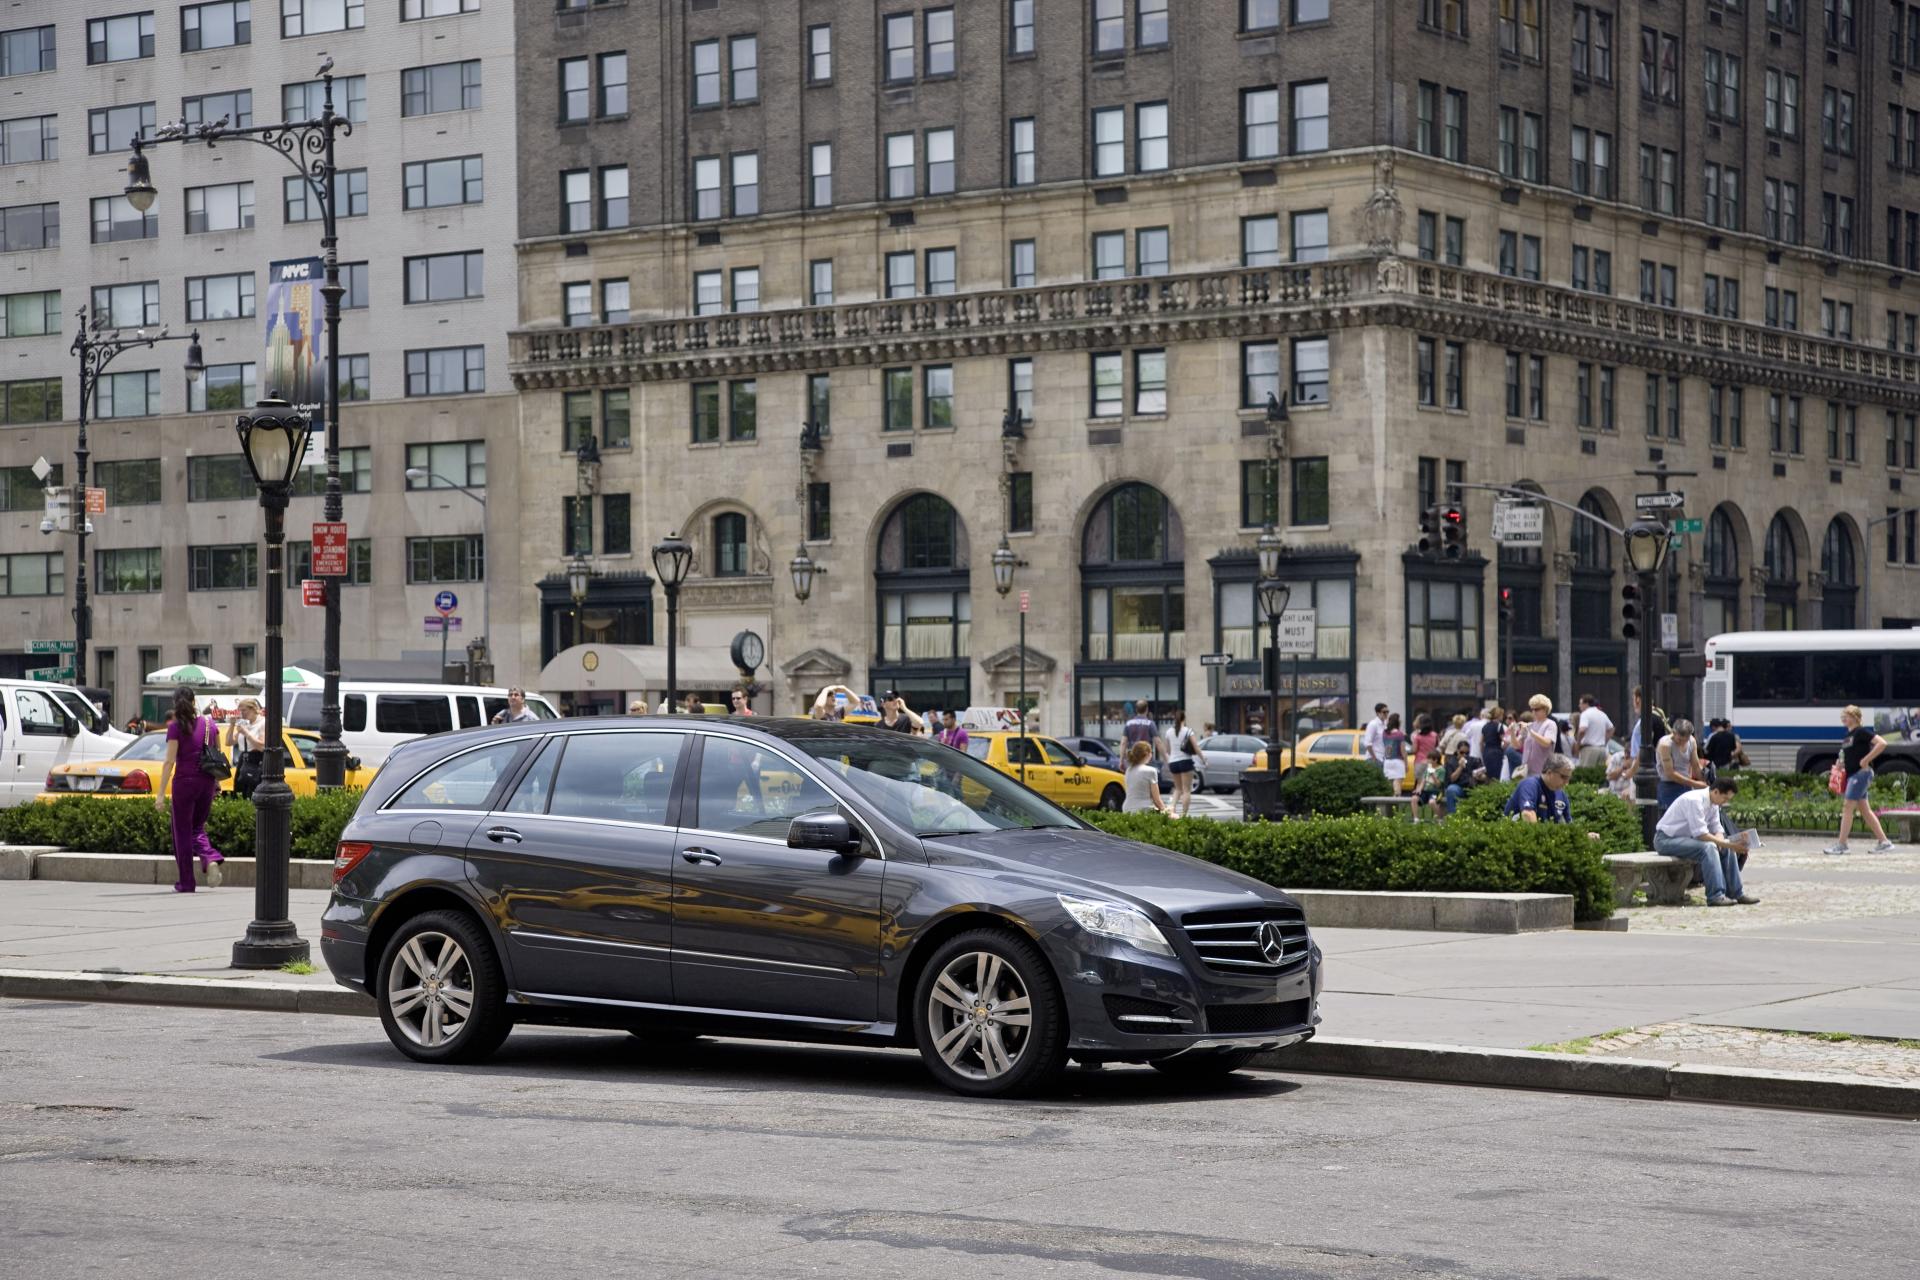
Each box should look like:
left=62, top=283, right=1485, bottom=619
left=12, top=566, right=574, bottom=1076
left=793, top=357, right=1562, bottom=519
left=321, top=717, right=1320, bottom=1097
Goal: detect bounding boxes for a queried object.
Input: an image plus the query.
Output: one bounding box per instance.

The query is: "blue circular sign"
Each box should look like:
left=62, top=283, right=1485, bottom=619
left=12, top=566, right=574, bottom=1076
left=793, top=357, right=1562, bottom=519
left=434, top=590, right=458, bottom=615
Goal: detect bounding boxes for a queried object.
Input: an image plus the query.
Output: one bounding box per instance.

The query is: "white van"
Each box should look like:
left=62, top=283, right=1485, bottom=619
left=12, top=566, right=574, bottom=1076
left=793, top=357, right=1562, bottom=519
left=281, top=682, right=560, bottom=768
left=1, top=680, right=133, bottom=806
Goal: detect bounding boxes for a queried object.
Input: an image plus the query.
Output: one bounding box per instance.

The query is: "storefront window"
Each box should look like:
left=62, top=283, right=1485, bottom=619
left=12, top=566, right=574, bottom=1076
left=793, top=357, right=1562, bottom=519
left=1407, top=578, right=1481, bottom=662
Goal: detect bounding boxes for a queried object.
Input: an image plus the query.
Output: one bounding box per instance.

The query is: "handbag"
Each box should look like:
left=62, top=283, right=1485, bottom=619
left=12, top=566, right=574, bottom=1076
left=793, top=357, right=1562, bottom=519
left=1827, top=760, right=1847, bottom=796
left=197, top=716, right=233, bottom=781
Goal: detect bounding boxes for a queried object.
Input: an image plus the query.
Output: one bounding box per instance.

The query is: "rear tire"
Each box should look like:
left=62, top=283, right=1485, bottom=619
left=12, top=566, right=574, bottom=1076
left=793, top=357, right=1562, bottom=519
left=1100, top=784, right=1125, bottom=811
left=376, top=909, right=511, bottom=1065
left=1149, top=1048, right=1260, bottom=1081
left=912, top=928, right=1068, bottom=1098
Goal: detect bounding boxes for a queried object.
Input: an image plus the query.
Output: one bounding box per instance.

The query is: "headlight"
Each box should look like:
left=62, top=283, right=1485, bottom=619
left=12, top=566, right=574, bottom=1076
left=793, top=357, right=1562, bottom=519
left=1057, top=893, right=1174, bottom=957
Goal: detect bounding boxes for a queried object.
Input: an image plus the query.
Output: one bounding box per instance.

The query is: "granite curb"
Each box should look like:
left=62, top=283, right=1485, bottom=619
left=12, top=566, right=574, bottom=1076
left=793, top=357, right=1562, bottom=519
left=2, top=969, right=1912, bottom=1117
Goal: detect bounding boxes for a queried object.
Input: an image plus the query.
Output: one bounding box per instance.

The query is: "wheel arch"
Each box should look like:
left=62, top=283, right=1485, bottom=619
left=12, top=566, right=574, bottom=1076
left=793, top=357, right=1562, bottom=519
left=890, top=907, right=1045, bottom=1045
left=362, top=883, right=507, bottom=993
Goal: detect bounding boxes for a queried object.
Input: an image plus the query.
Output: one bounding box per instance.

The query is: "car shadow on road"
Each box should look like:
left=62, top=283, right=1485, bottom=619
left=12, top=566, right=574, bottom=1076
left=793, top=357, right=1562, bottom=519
left=264, top=1031, right=1304, bottom=1105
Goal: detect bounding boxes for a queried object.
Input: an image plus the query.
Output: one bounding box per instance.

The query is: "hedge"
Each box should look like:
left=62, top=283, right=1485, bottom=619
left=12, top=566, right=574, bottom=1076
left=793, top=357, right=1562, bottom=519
left=0, top=791, right=362, bottom=861
left=1280, top=759, right=1391, bottom=816
left=1079, top=810, right=1614, bottom=922
left=1452, top=781, right=1644, bottom=854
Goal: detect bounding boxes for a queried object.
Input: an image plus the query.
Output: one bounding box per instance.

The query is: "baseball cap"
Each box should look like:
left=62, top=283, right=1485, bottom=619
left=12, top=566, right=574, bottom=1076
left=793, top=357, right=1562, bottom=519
left=882, top=689, right=902, bottom=701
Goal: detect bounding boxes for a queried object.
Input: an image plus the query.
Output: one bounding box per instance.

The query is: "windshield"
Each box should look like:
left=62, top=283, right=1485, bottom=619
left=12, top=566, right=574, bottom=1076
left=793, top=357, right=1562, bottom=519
left=115, top=733, right=169, bottom=762
left=790, top=736, right=1082, bottom=835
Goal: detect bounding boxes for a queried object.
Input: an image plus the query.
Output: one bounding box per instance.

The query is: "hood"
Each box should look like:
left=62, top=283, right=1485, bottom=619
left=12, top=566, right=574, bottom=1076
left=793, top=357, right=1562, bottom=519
left=922, top=826, right=1293, bottom=921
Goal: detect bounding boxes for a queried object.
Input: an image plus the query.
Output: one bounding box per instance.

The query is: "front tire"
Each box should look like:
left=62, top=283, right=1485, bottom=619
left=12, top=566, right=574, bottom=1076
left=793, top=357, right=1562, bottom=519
left=1149, top=1048, right=1260, bottom=1081
left=376, top=909, right=511, bottom=1065
left=1100, top=784, right=1125, bottom=811
left=912, top=929, right=1068, bottom=1098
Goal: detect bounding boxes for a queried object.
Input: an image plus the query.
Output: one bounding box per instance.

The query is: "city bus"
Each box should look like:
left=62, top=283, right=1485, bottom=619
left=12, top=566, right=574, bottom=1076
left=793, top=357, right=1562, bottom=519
left=1700, top=629, right=1920, bottom=773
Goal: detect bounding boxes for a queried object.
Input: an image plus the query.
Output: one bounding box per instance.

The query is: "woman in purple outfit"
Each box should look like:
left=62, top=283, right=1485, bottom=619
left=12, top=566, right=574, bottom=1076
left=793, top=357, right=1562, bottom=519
left=154, top=688, right=225, bottom=893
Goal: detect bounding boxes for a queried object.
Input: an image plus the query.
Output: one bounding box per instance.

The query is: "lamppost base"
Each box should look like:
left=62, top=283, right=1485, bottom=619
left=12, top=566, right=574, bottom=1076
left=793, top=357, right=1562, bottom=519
left=232, top=922, right=310, bottom=970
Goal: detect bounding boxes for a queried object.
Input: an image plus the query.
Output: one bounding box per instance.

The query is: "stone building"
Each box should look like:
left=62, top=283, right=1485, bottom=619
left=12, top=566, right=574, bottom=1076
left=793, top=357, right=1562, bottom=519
left=509, top=0, right=1920, bottom=734
left=0, top=1, right=524, bottom=719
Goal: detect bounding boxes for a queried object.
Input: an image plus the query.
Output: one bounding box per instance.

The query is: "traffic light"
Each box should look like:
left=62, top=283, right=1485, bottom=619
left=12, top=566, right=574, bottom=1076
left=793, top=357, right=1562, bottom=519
left=1622, top=582, right=1642, bottom=639
left=1440, top=505, right=1466, bottom=559
left=1418, top=504, right=1440, bottom=556
left=1498, top=587, right=1514, bottom=622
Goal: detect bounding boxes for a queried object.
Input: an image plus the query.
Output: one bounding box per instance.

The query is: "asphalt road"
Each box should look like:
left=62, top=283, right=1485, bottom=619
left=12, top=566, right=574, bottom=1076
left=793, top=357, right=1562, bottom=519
left=2, top=1000, right=1915, bottom=1280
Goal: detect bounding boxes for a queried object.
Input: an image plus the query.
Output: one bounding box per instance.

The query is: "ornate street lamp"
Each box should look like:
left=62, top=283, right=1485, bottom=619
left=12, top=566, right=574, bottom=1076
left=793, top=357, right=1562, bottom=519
left=790, top=544, right=817, bottom=603
left=231, top=398, right=314, bottom=970
left=1623, top=517, right=1672, bottom=841
left=991, top=538, right=1019, bottom=597
left=652, top=531, right=693, bottom=709
left=130, top=60, right=356, bottom=790
left=1256, top=523, right=1284, bottom=581
left=991, top=536, right=1033, bottom=780
left=1257, top=578, right=1292, bottom=775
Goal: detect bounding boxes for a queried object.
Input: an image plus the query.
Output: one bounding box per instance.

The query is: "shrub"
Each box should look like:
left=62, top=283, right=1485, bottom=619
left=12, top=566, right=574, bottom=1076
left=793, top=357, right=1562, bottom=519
left=1280, top=759, right=1391, bottom=816
left=1569, top=765, right=1608, bottom=789
left=1453, top=781, right=1643, bottom=853
left=1080, top=810, right=1615, bottom=921
left=0, top=791, right=363, bottom=859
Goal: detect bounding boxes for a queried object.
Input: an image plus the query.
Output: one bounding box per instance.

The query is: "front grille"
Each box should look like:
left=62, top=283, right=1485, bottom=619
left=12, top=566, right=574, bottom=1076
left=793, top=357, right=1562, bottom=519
left=1206, top=998, right=1311, bottom=1035
left=1102, top=994, right=1192, bottom=1031
left=1178, top=907, right=1310, bottom=975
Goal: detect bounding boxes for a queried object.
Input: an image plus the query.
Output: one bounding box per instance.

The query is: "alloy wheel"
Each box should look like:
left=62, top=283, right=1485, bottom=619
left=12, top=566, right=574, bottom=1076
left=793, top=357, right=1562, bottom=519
left=385, top=931, right=476, bottom=1050
left=924, top=950, right=1034, bottom=1081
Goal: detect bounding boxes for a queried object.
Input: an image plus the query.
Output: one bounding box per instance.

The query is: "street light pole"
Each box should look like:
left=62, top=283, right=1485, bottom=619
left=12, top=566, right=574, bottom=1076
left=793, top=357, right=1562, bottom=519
left=1624, top=518, right=1673, bottom=847
left=232, top=399, right=313, bottom=970
left=652, top=532, right=692, bottom=710
left=66, top=318, right=202, bottom=686
left=125, top=58, right=354, bottom=788
left=991, top=538, right=1024, bottom=780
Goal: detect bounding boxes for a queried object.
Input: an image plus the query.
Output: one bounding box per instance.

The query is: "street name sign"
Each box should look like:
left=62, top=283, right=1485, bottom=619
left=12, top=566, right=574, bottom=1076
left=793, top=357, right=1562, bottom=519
left=29, top=666, right=75, bottom=682
left=1671, top=517, right=1704, bottom=534
left=312, top=521, right=349, bottom=577
left=1276, top=609, right=1317, bottom=656
left=1491, top=500, right=1545, bottom=546
left=1635, top=491, right=1686, bottom=511
left=1198, top=652, right=1234, bottom=667
left=24, top=639, right=75, bottom=655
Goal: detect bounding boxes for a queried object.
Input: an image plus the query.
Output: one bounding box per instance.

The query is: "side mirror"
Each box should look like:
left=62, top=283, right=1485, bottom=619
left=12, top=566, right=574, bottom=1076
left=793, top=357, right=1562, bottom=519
left=787, top=809, right=862, bottom=856
left=61, top=714, right=81, bottom=739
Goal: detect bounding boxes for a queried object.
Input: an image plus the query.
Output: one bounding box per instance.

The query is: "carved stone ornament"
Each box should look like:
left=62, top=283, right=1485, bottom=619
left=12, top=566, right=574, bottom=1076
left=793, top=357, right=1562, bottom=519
left=1375, top=256, right=1407, bottom=294
left=1357, top=151, right=1404, bottom=255
left=780, top=647, right=852, bottom=682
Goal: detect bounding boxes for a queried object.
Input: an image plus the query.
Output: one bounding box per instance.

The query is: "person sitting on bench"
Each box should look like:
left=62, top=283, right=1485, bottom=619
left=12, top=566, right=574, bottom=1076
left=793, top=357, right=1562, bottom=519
left=1504, top=754, right=1574, bottom=824
left=1652, top=779, right=1759, bottom=907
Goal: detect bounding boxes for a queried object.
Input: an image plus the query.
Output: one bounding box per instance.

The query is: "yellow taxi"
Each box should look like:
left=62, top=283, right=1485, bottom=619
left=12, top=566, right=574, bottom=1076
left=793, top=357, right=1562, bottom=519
left=1253, top=729, right=1414, bottom=792
left=40, top=728, right=375, bottom=800
left=960, top=731, right=1129, bottom=811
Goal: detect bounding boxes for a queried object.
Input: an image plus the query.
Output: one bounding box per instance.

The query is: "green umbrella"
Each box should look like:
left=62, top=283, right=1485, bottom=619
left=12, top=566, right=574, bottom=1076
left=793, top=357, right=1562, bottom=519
left=146, top=663, right=232, bottom=685
left=242, top=666, right=324, bottom=689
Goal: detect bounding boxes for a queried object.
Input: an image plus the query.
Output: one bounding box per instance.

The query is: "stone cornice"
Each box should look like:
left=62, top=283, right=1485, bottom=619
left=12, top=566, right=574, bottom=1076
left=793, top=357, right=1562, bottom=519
left=510, top=258, right=1920, bottom=408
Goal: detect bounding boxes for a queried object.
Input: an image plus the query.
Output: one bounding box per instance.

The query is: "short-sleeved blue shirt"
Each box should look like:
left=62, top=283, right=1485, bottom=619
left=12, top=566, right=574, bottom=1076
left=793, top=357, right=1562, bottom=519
left=1503, top=775, right=1570, bottom=823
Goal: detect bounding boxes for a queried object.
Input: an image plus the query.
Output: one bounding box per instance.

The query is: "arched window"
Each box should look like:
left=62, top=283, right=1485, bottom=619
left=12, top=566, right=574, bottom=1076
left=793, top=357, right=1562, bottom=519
left=1080, top=483, right=1185, bottom=737
left=1763, top=515, right=1796, bottom=584
left=1821, top=517, right=1858, bottom=629
left=1572, top=493, right=1612, bottom=570
left=1568, top=491, right=1613, bottom=639
left=872, top=494, right=972, bottom=710
left=1702, top=507, right=1742, bottom=638
left=1706, top=509, right=1739, bottom=578
left=1083, top=482, right=1181, bottom=566
left=1762, top=513, right=1799, bottom=630
left=711, top=512, right=748, bottom=577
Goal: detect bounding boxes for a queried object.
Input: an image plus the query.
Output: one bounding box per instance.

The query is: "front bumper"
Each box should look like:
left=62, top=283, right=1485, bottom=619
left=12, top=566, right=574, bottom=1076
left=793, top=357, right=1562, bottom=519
left=1042, top=923, right=1322, bottom=1057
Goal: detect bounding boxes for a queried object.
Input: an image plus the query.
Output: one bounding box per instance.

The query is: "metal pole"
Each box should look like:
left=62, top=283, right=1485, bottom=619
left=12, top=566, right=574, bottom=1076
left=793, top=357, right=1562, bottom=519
left=665, top=583, right=679, bottom=709
left=1018, top=609, right=1027, bottom=785
left=313, top=71, right=348, bottom=790
left=1268, top=611, right=1282, bottom=774
left=72, top=338, right=91, bottom=687
left=1635, top=568, right=1660, bottom=848
left=233, top=462, right=308, bottom=969
left=1289, top=651, right=1299, bottom=775
left=1863, top=530, right=1874, bottom=629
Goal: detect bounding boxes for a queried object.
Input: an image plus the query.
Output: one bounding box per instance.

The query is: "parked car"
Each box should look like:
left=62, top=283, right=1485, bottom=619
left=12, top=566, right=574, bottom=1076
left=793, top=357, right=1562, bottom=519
left=1254, top=730, right=1412, bottom=792
left=41, top=728, right=375, bottom=799
left=0, top=680, right=130, bottom=807
left=322, top=717, right=1321, bottom=1096
left=282, top=682, right=560, bottom=768
left=962, top=731, right=1128, bottom=811
left=1194, top=735, right=1273, bottom=793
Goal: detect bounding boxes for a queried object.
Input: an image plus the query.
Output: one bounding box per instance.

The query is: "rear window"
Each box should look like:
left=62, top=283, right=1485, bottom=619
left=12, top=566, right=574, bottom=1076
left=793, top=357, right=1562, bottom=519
left=376, top=694, right=454, bottom=735
left=390, top=741, right=525, bottom=810
left=964, top=738, right=990, bottom=758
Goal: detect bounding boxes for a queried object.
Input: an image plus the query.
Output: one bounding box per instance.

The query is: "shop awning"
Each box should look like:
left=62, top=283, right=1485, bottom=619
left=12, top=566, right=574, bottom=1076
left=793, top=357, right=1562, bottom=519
left=538, top=644, right=747, bottom=695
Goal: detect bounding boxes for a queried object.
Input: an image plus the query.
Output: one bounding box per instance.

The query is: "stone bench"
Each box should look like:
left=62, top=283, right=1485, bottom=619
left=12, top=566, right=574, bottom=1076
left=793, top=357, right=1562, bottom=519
left=1876, top=807, right=1920, bottom=843
left=1361, top=794, right=1426, bottom=822
left=1601, top=852, right=1694, bottom=907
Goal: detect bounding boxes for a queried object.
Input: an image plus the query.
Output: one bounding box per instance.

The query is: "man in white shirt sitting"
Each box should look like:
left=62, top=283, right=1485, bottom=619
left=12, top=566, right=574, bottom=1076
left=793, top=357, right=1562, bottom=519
left=1653, top=779, right=1758, bottom=907
left=1575, top=694, right=1614, bottom=771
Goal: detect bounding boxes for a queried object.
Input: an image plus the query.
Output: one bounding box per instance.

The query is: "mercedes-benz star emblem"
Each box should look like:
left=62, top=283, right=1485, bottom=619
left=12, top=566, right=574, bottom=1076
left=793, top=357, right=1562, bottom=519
left=1256, top=921, right=1288, bottom=964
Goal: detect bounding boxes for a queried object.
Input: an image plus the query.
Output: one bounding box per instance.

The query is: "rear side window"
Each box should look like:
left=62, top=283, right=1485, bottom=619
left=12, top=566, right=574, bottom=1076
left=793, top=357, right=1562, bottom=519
left=1006, top=737, right=1045, bottom=766
left=344, top=695, right=367, bottom=732
left=1311, top=733, right=1351, bottom=756
left=1732, top=653, right=1808, bottom=704
left=391, top=741, right=526, bottom=810
left=287, top=692, right=367, bottom=732
left=456, top=696, right=482, bottom=728
left=376, top=694, right=454, bottom=735
left=964, top=738, right=990, bottom=758
left=1894, top=652, right=1920, bottom=702
left=502, top=737, right=561, bottom=814
left=549, top=732, right=686, bottom=825
left=1810, top=653, right=1885, bottom=704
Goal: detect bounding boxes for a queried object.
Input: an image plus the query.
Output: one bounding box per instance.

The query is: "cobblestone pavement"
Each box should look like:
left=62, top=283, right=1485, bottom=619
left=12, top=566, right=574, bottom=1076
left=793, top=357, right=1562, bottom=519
left=1555, top=1021, right=1920, bottom=1082
left=1624, top=836, right=1920, bottom=934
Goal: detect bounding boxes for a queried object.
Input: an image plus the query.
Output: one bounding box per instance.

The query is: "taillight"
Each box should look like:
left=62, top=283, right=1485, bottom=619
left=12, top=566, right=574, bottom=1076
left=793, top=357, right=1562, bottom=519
left=121, top=770, right=152, bottom=794
left=45, top=773, right=57, bottom=790
left=333, top=841, right=373, bottom=883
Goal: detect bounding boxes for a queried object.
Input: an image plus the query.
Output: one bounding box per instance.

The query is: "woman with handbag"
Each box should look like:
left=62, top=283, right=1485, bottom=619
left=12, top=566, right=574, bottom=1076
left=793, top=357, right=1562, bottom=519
left=226, top=698, right=267, bottom=800
left=154, top=688, right=228, bottom=893
left=1826, top=705, right=1897, bottom=855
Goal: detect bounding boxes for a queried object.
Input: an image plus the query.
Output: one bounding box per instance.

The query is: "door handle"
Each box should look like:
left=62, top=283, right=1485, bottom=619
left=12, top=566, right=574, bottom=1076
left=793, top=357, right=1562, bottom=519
left=485, top=826, right=522, bottom=844
left=681, top=847, right=723, bottom=866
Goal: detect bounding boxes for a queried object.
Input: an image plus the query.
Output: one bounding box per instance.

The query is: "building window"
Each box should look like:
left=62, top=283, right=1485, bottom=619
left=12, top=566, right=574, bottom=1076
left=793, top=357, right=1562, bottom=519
left=187, top=454, right=253, bottom=502
left=88, top=12, right=155, bottom=64
left=692, top=40, right=720, bottom=106
left=1417, top=336, right=1437, bottom=406
left=808, top=143, right=833, bottom=209
left=86, top=105, right=149, bottom=157
left=1407, top=579, right=1482, bottom=662
left=1292, top=81, right=1328, bottom=153
left=808, top=482, right=833, bottom=541
left=1010, top=0, right=1035, bottom=54
left=730, top=34, right=758, bottom=102
left=811, top=260, right=835, bottom=307
left=404, top=347, right=484, bottom=397
left=407, top=536, right=484, bottom=585
left=730, top=152, right=759, bottom=216
left=560, top=57, right=588, bottom=123
left=1291, top=336, right=1329, bottom=406
left=282, top=74, right=367, bottom=124
left=1240, top=459, right=1278, bottom=528
left=1241, top=87, right=1279, bottom=160
left=691, top=383, right=720, bottom=442
left=0, top=377, right=62, bottom=423
left=728, top=380, right=757, bottom=441
left=1093, top=231, right=1125, bottom=280
left=693, top=271, right=722, bottom=317
left=562, top=496, right=593, bottom=556
left=0, top=290, right=59, bottom=339
left=95, top=547, right=162, bottom=595
left=1291, top=457, right=1329, bottom=526
left=1291, top=210, right=1329, bottom=262
left=1009, top=472, right=1033, bottom=534
left=400, top=60, right=480, bottom=117
left=1243, top=215, right=1279, bottom=266
left=1009, top=357, right=1034, bottom=420
left=0, top=25, right=55, bottom=77
left=563, top=282, right=592, bottom=328
left=1137, top=227, right=1169, bottom=277
left=1241, top=341, right=1279, bottom=408
left=729, top=267, right=760, bottom=313
left=809, top=24, right=833, bottom=82
left=1136, top=101, right=1169, bottom=171
left=886, top=251, right=916, bottom=299
left=188, top=362, right=257, bottom=412
left=403, top=156, right=483, bottom=210
left=1091, top=352, right=1124, bottom=417
left=884, top=368, right=914, bottom=430
left=1705, top=49, right=1742, bottom=122
left=1133, top=349, right=1167, bottom=414
left=691, top=158, right=720, bottom=221
left=185, top=182, right=254, bottom=234
left=1443, top=342, right=1465, bottom=409
left=1443, top=88, right=1467, bottom=161
left=189, top=544, right=257, bottom=592
left=1244, top=0, right=1281, bottom=31
left=93, top=282, right=159, bottom=329
left=925, top=8, right=955, bottom=74
left=925, top=128, right=955, bottom=196
left=923, top=365, right=954, bottom=428
left=887, top=133, right=915, bottom=198
left=925, top=248, right=956, bottom=296
left=404, top=251, right=483, bottom=304
left=885, top=13, right=914, bottom=82
left=1010, top=117, right=1036, bottom=185
left=96, top=370, right=160, bottom=419
left=1092, top=107, right=1124, bottom=176
left=285, top=168, right=364, bottom=222
left=1093, top=0, right=1125, bottom=54
left=1765, top=68, right=1801, bottom=138
left=806, top=372, right=831, bottom=436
